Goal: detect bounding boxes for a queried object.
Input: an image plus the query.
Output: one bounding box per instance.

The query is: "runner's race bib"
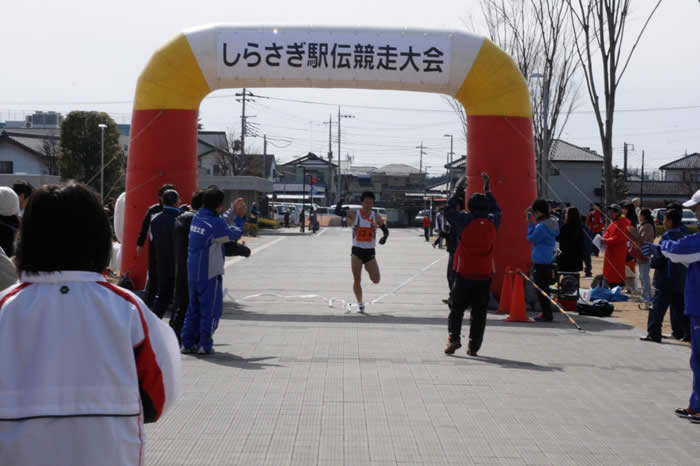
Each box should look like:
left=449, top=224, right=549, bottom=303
left=355, top=226, right=375, bottom=242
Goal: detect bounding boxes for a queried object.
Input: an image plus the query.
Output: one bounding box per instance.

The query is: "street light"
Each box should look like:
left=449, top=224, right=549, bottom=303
left=98, top=123, right=107, bottom=201
left=529, top=72, right=549, bottom=198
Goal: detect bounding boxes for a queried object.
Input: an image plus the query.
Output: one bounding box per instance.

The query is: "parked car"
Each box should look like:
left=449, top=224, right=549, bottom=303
left=652, top=208, right=697, bottom=226
left=414, top=209, right=432, bottom=227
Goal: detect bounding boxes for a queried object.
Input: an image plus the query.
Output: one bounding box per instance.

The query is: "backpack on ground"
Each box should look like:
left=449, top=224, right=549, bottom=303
left=576, top=299, right=614, bottom=317
left=591, top=274, right=609, bottom=289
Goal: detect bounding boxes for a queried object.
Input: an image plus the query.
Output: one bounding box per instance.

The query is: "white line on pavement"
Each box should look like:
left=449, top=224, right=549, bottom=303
left=225, top=237, right=286, bottom=268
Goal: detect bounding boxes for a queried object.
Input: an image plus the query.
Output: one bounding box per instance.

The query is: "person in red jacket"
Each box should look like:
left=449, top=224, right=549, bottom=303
left=601, top=204, right=632, bottom=287
left=586, top=203, right=605, bottom=256
left=443, top=173, right=501, bottom=356
left=422, top=214, right=431, bottom=242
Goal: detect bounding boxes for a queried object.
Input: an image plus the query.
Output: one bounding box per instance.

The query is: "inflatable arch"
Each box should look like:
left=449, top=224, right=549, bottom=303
left=124, top=25, right=536, bottom=292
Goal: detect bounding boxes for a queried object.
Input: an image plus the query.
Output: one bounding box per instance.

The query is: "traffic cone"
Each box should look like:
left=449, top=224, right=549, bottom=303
left=497, top=266, right=513, bottom=314
left=505, top=269, right=533, bottom=323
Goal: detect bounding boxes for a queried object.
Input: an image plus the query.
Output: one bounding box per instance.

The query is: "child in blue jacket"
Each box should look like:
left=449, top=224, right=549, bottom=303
left=181, top=189, right=247, bottom=354
left=526, top=199, right=560, bottom=321
left=644, top=190, right=700, bottom=423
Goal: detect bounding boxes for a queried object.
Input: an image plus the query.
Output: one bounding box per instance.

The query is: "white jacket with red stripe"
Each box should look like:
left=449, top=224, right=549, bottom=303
left=0, top=271, right=182, bottom=466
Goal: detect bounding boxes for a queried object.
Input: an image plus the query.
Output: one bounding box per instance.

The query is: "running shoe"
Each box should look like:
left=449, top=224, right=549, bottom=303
left=534, top=314, right=553, bottom=322
left=444, top=339, right=462, bottom=355
left=466, top=348, right=478, bottom=357
left=181, top=345, right=197, bottom=354
left=675, top=408, right=696, bottom=419
left=197, top=347, right=214, bottom=355
left=689, top=414, right=700, bottom=424
left=358, top=303, right=366, bottom=313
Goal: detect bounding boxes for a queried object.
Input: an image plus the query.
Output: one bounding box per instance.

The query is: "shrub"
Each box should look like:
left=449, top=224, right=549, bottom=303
left=244, top=223, right=258, bottom=237
left=258, top=218, right=280, bottom=229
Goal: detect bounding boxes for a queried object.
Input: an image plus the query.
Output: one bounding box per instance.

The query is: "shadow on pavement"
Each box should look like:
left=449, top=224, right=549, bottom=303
left=220, top=303, right=636, bottom=333
left=191, top=352, right=281, bottom=370
left=449, top=354, right=564, bottom=372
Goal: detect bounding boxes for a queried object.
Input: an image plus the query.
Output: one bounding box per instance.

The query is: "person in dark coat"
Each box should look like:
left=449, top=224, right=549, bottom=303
left=581, top=216, right=594, bottom=278
left=136, top=183, right=175, bottom=306
left=444, top=198, right=463, bottom=302
left=556, top=207, right=584, bottom=273
left=0, top=187, right=20, bottom=257
left=170, top=191, right=204, bottom=342
left=149, top=189, right=181, bottom=318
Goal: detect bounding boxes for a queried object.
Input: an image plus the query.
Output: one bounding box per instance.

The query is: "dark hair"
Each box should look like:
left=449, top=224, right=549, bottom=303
left=158, top=184, right=176, bottom=198
left=203, top=187, right=225, bottom=211
left=16, top=184, right=111, bottom=274
left=666, top=208, right=681, bottom=228
left=191, top=190, right=204, bottom=210
left=12, top=180, right=34, bottom=198
left=532, top=199, right=549, bottom=216
left=666, top=201, right=683, bottom=212
left=622, top=203, right=638, bottom=225
left=639, top=208, right=652, bottom=223
left=467, top=193, right=489, bottom=213
left=161, top=189, right=179, bottom=207
left=361, top=192, right=375, bottom=201
left=565, top=207, right=581, bottom=227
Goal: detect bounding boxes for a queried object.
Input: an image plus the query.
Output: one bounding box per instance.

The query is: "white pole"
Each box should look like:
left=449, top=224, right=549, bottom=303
left=98, top=124, right=107, bottom=201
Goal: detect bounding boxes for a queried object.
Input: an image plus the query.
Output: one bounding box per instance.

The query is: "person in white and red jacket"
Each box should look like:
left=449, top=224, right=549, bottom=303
left=0, top=183, right=182, bottom=466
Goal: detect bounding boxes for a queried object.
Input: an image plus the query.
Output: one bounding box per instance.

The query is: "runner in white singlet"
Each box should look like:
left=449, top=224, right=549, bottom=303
left=346, top=192, right=389, bottom=312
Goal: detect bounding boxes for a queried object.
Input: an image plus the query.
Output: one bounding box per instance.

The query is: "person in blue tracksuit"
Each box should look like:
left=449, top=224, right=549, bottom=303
left=526, top=199, right=560, bottom=321
left=181, top=189, right=247, bottom=355
left=149, top=189, right=181, bottom=318
left=643, top=189, right=700, bottom=423
left=640, top=209, right=688, bottom=343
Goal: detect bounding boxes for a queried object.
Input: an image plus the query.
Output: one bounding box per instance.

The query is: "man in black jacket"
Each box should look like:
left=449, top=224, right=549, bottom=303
left=149, top=189, right=181, bottom=318
left=170, top=190, right=203, bottom=341
left=136, top=183, right=175, bottom=306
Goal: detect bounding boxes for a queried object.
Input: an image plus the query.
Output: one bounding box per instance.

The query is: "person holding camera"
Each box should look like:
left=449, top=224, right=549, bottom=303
left=444, top=173, right=501, bottom=357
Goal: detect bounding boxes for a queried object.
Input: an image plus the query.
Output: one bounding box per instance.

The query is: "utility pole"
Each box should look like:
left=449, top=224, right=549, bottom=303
left=263, top=134, right=268, bottom=180
left=416, top=142, right=427, bottom=173
left=623, top=142, right=635, bottom=181
left=640, top=149, right=645, bottom=207
left=443, top=134, right=454, bottom=190
left=327, top=114, right=333, bottom=204
left=337, top=107, right=355, bottom=201
left=235, top=88, right=254, bottom=155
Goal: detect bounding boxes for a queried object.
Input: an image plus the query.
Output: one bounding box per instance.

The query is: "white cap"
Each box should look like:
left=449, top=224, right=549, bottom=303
left=0, top=187, right=19, bottom=217
left=683, top=189, right=700, bottom=208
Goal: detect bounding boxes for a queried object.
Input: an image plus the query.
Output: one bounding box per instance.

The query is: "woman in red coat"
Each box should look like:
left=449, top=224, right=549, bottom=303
left=601, top=204, right=632, bottom=286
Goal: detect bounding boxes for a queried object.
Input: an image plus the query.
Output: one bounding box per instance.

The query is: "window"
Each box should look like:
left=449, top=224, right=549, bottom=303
left=550, top=167, right=560, bottom=176
left=0, top=161, right=13, bottom=174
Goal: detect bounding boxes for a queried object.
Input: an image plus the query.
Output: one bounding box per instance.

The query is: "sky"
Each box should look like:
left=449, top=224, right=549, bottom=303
left=1, top=0, right=699, bottom=176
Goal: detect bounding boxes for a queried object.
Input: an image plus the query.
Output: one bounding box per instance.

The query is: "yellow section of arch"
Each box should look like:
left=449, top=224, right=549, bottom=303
left=456, top=39, right=531, bottom=118
left=134, top=34, right=210, bottom=110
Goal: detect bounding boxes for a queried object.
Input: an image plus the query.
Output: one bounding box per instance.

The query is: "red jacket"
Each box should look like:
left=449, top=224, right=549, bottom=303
left=602, top=216, right=632, bottom=284
left=587, top=210, right=605, bottom=234
left=422, top=216, right=431, bottom=228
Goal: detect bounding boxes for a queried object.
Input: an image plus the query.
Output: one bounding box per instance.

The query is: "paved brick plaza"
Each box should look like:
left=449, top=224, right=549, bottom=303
left=145, top=228, right=697, bottom=465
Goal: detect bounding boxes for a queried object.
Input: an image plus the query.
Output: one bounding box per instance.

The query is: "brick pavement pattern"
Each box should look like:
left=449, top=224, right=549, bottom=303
left=146, top=229, right=697, bottom=465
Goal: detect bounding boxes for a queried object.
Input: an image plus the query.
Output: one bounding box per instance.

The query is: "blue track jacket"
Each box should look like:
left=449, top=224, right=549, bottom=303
left=661, top=232, right=700, bottom=317
left=527, top=217, right=559, bottom=265
left=187, top=208, right=244, bottom=282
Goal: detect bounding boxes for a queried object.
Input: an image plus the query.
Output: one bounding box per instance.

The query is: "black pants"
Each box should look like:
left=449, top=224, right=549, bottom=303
left=533, top=264, right=555, bottom=320
left=144, top=243, right=158, bottom=307
left=433, top=233, right=444, bottom=248
left=424, top=227, right=430, bottom=241
left=446, top=254, right=456, bottom=292
left=448, top=275, right=491, bottom=352
left=648, top=290, right=688, bottom=340
left=583, top=253, right=592, bottom=276
left=170, top=272, right=189, bottom=344
left=152, top=269, right=174, bottom=319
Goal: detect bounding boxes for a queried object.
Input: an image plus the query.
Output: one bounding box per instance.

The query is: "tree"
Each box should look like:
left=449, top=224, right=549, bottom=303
left=58, top=111, right=125, bottom=196
left=566, top=0, right=663, bottom=205
left=38, top=129, right=60, bottom=176
left=476, top=0, right=580, bottom=198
